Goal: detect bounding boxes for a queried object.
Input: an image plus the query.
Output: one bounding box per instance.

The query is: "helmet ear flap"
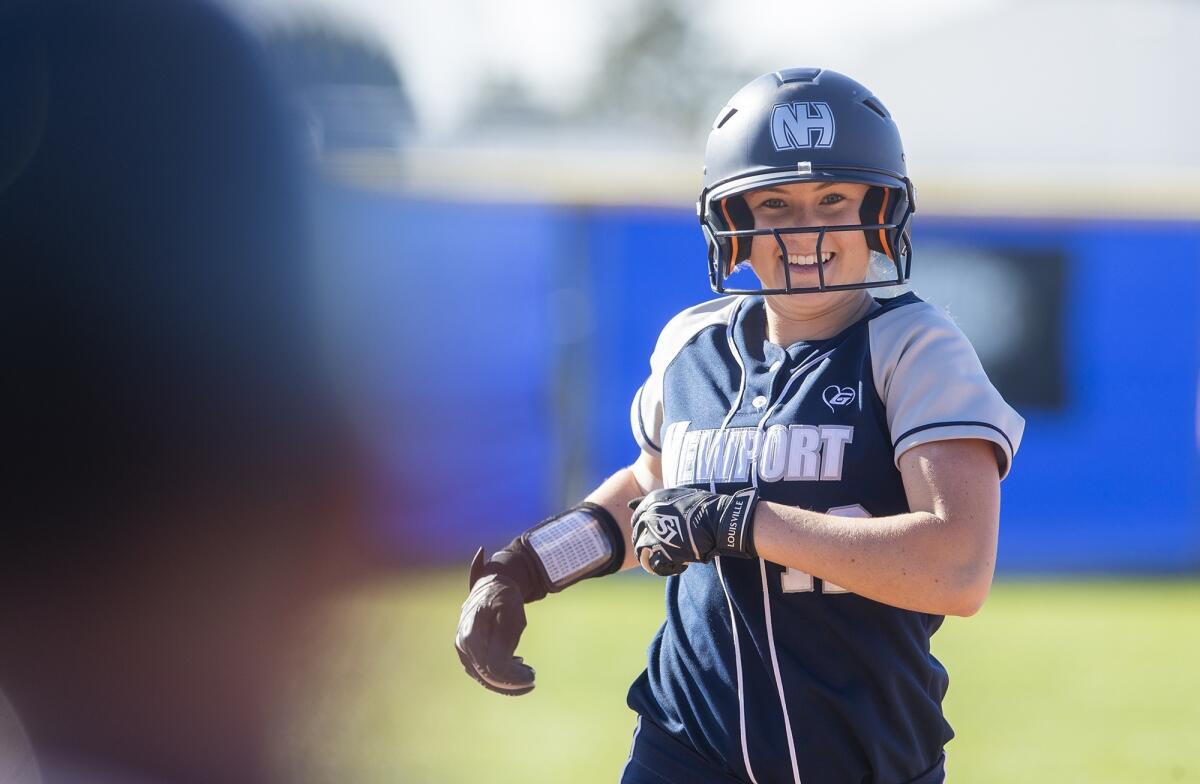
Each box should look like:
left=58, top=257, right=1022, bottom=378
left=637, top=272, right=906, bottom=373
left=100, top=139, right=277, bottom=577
left=718, top=195, right=755, bottom=275
left=859, top=185, right=912, bottom=262
left=860, top=186, right=892, bottom=259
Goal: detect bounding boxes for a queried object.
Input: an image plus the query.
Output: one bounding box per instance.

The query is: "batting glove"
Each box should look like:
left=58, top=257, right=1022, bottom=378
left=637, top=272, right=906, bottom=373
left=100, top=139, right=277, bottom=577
left=454, top=547, right=536, bottom=696
left=629, top=487, right=759, bottom=577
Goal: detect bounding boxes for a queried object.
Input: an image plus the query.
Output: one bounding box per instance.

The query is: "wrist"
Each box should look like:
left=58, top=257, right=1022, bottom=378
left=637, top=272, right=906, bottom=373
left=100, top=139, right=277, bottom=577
left=714, top=487, right=759, bottom=558
left=472, top=502, right=625, bottom=603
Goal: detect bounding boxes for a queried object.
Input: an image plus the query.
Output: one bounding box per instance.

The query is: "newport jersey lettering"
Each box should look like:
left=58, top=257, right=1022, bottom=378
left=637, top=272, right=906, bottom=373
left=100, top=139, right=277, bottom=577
left=627, top=292, right=1024, bottom=784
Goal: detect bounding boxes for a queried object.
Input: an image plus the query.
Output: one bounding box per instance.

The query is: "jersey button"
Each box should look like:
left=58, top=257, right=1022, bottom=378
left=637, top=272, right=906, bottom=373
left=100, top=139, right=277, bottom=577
left=752, top=395, right=768, bottom=409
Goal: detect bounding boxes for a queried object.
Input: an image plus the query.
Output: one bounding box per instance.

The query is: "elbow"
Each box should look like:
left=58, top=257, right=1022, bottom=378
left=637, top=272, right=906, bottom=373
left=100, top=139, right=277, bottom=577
left=944, top=561, right=994, bottom=618
left=939, top=515, right=998, bottom=617
left=947, top=588, right=988, bottom=618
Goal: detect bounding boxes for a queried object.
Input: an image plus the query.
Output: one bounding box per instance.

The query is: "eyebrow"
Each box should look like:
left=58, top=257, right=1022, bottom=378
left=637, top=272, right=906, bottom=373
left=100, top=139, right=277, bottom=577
left=755, top=182, right=838, bottom=194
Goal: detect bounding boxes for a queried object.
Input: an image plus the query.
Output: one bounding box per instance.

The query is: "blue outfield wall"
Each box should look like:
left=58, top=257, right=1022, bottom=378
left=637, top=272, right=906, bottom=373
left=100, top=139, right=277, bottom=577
left=323, top=184, right=1200, bottom=571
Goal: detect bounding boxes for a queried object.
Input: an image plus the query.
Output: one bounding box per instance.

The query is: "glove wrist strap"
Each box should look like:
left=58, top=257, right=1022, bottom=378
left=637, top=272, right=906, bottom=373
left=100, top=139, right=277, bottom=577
left=715, top=487, right=759, bottom=558
left=470, top=543, right=544, bottom=602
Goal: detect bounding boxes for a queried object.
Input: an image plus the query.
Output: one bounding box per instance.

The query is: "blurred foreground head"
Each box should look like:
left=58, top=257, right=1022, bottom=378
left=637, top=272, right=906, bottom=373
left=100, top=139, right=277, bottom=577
left=1, top=0, right=364, bottom=781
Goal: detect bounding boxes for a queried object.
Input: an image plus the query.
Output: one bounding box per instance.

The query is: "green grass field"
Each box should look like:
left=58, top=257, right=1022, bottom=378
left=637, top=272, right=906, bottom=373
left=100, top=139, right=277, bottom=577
left=283, top=571, right=1200, bottom=783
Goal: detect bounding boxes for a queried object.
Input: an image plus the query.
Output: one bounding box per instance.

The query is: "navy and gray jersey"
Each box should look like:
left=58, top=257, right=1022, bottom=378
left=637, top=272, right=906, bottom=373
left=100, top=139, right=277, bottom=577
left=625, top=292, right=1025, bottom=784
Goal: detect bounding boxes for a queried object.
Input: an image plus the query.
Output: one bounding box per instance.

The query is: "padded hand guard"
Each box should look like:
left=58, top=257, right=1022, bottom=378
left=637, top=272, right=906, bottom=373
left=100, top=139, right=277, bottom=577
left=630, top=487, right=759, bottom=576
left=454, top=547, right=536, bottom=696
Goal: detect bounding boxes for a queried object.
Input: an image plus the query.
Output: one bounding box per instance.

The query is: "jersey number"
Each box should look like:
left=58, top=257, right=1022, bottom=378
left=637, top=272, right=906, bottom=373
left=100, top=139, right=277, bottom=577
left=780, top=504, right=869, bottom=595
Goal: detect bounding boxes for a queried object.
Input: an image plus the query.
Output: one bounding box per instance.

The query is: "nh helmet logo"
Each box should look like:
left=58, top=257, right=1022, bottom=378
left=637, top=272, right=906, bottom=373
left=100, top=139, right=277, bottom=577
left=770, top=102, right=836, bottom=151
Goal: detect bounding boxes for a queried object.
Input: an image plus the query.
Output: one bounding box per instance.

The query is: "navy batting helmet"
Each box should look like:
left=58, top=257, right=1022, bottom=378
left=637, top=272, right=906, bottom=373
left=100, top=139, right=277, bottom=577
left=699, top=68, right=916, bottom=294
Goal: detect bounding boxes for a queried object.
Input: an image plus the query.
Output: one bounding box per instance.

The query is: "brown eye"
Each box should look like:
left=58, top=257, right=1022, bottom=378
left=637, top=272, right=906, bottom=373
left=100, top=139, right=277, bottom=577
left=819, top=193, right=846, bottom=206
left=758, top=197, right=786, bottom=209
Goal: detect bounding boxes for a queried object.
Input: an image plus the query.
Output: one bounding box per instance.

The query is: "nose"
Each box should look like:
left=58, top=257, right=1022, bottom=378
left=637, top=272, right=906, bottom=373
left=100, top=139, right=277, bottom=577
left=780, top=232, right=819, bottom=255
left=777, top=223, right=827, bottom=257
left=773, top=205, right=827, bottom=253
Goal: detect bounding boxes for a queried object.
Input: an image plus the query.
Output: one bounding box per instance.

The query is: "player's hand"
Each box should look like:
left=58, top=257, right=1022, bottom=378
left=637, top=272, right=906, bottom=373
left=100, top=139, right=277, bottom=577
left=455, top=548, right=536, bottom=696
left=629, top=487, right=759, bottom=576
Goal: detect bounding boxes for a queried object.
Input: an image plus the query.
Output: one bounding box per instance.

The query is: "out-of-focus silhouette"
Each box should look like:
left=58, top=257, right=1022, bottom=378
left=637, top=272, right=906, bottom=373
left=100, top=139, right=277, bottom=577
left=1, top=0, right=367, bottom=781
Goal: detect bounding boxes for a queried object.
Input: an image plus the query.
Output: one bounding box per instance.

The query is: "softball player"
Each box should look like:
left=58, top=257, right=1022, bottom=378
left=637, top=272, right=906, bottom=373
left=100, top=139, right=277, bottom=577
left=456, top=68, right=1024, bottom=784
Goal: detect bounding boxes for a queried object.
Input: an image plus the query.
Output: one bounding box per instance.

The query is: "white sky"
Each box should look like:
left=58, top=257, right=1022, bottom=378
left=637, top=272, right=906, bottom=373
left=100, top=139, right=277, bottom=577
left=231, top=0, right=998, bottom=133
left=228, top=0, right=1200, bottom=213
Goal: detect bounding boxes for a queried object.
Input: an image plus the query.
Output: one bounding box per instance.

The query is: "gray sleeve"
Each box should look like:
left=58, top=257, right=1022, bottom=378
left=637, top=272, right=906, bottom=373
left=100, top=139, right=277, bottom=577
left=631, top=379, right=663, bottom=454
left=630, top=296, right=742, bottom=457
left=869, top=302, right=1025, bottom=479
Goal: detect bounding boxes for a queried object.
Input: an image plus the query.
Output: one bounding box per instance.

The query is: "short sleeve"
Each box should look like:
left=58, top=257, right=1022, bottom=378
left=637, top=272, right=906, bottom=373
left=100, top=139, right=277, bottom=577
left=869, top=301, right=1025, bottom=479
left=629, top=295, right=743, bottom=458
left=630, top=378, right=664, bottom=454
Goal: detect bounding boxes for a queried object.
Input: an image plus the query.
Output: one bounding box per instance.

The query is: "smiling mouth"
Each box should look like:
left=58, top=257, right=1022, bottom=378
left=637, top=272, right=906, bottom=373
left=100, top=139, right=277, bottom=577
left=784, top=252, right=835, bottom=268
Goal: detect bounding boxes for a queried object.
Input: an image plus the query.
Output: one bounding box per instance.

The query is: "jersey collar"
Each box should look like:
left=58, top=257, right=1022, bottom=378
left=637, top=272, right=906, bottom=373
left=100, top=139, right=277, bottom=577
left=732, top=291, right=922, bottom=371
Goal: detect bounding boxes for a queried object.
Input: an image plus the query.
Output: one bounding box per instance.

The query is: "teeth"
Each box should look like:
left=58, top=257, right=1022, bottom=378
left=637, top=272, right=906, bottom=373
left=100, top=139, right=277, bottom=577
left=786, top=252, right=834, bottom=266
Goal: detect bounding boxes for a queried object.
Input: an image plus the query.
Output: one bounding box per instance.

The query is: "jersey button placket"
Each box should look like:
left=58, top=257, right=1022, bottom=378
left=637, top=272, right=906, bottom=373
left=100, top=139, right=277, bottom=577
left=750, top=359, right=784, bottom=413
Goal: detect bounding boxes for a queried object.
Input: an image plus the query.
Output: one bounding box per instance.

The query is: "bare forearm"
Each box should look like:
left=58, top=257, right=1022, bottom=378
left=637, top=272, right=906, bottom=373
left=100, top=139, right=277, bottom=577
left=752, top=504, right=996, bottom=616
left=584, top=466, right=650, bottom=572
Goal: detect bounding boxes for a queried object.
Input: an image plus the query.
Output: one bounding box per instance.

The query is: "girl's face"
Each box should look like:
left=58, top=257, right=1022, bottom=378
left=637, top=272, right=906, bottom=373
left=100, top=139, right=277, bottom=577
left=743, top=180, right=872, bottom=293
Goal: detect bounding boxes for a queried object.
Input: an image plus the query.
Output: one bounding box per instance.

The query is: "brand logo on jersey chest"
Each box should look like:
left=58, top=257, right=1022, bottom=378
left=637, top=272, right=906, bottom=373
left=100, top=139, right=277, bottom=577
left=822, top=385, right=856, bottom=411
left=770, top=101, right=835, bottom=151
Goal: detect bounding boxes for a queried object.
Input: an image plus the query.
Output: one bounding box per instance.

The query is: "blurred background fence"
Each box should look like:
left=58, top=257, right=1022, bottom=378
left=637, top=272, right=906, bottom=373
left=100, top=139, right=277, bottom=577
left=317, top=179, right=1200, bottom=572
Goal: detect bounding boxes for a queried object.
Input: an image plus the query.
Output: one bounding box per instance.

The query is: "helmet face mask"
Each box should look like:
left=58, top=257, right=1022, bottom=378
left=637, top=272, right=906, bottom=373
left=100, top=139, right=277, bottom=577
left=699, top=68, right=916, bottom=295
